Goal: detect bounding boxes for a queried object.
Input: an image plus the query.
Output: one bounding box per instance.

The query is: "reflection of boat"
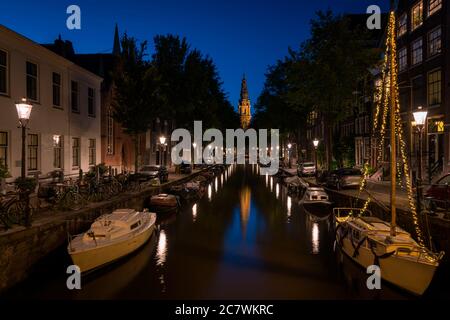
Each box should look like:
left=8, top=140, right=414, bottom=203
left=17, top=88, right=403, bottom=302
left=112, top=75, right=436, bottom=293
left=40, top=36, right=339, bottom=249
left=73, top=232, right=157, bottom=299
left=334, top=208, right=444, bottom=296
left=150, top=193, right=180, bottom=213
left=300, top=187, right=332, bottom=218
left=68, top=209, right=157, bottom=273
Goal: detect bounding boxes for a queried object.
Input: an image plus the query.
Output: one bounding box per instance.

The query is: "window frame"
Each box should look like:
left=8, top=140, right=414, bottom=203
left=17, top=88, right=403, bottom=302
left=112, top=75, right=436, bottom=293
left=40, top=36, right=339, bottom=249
left=71, top=80, right=79, bottom=113
left=26, top=61, right=39, bottom=102
left=88, top=87, right=95, bottom=117
left=411, top=37, right=423, bottom=66
left=72, top=137, right=80, bottom=168
left=52, top=72, right=62, bottom=108
left=411, top=1, right=423, bottom=31
left=0, top=131, right=8, bottom=168
left=427, top=69, right=442, bottom=107
left=428, top=26, right=442, bottom=57
left=88, top=138, right=96, bottom=166
left=398, top=13, right=407, bottom=37
left=0, top=49, right=9, bottom=96
left=398, top=47, right=408, bottom=72
left=27, top=133, right=39, bottom=171
left=428, top=0, right=442, bottom=16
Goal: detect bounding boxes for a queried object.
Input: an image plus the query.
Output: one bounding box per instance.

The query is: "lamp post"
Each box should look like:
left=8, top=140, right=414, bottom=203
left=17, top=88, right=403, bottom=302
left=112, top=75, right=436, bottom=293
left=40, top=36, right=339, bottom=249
left=15, top=98, right=33, bottom=226
left=192, top=142, right=197, bottom=168
left=287, top=143, right=292, bottom=168
left=413, top=106, right=427, bottom=215
left=313, top=139, right=319, bottom=177
left=159, top=136, right=166, bottom=166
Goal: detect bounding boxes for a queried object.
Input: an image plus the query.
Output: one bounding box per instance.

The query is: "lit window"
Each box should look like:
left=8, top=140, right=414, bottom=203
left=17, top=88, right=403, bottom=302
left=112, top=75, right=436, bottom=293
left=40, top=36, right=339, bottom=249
left=411, top=38, right=423, bottom=65
left=398, top=14, right=407, bottom=37
left=428, top=70, right=441, bottom=106
left=411, top=1, right=423, bottom=31
left=436, top=121, right=444, bottom=133
left=429, top=0, right=442, bottom=16
left=428, top=27, right=441, bottom=57
left=398, top=47, right=407, bottom=71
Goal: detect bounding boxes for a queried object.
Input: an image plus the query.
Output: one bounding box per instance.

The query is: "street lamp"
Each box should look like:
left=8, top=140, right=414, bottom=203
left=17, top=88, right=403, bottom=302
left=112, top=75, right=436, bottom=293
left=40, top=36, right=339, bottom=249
left=159, top=135, right=166, bottom=166
left=313, top=139, right=320, bottom=176
left=413, top=106, right=427, bottom=214
left=16, top=98, right=33, bottom=179
left=15, top=98, right=33, bottom=227
left=287, top=143, right=292, bottom=168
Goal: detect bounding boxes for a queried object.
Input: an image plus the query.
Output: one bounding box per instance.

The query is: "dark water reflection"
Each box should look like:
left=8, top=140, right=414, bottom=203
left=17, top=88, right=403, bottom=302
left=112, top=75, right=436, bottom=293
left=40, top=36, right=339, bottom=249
left=6, top=164, right=449, bottom=299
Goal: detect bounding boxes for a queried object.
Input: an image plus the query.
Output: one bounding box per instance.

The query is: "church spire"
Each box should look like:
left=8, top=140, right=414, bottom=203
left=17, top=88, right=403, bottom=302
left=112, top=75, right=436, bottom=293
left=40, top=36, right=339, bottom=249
left=238, top=74, right=251, bottom=129
left=240, top=74, right=249, bottom=102
left=113, top=23, right=121, bottom=56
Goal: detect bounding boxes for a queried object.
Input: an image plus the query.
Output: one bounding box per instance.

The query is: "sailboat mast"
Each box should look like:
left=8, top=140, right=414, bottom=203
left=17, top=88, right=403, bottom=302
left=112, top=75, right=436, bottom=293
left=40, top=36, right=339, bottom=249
left=389, top=5, right=397, bottom=237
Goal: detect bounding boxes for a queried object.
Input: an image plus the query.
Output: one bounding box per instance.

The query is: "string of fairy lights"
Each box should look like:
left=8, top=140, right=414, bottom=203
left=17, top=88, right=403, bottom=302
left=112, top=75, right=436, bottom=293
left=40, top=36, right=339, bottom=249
left=358, top=12, right=425, bottom=246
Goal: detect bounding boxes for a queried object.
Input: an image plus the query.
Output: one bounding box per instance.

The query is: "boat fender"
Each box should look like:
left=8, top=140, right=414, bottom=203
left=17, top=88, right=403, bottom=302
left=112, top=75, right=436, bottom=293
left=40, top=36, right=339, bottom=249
left=351, top=236, right=367, bottom=258
left=335, top=224, right=348, bottom=249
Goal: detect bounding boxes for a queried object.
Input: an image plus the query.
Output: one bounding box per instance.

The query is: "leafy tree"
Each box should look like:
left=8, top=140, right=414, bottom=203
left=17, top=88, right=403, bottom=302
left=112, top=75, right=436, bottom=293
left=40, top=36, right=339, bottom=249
left=295, top=11, right=379, bottom=169
left=153, top=34, right=239, bottom=132
left=112, top=34, right=160, bottom=171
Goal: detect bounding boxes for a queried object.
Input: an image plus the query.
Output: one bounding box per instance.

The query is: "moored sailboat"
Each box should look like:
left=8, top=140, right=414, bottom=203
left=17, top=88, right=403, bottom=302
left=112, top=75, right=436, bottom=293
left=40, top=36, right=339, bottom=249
left=334, top=7, right=444, bottom=296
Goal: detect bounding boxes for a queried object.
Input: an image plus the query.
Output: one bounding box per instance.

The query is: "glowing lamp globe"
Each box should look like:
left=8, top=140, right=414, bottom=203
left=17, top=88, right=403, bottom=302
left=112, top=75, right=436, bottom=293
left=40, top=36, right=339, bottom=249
left=313, top=139, right=319, bottom=148
left=16, top=98, right=33, bottom=124
left=413, top=107, right=427, bottom=127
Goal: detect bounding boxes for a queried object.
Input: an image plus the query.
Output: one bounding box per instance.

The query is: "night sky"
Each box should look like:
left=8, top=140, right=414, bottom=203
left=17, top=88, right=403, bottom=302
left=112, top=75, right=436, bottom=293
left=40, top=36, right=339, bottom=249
left=2, top=0, right=389, bottom=110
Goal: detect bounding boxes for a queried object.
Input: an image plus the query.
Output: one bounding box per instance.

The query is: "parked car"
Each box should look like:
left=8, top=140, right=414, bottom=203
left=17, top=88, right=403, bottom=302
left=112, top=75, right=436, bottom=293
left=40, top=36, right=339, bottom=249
left=425, top=173, right=450, bottom=210
left=139, top=165, right=169, bottom=183
left=179, top=161, right=192, bottom=174
left=297, top=162, right=316, bottom=176
left=324, top=168, right=362, bottom=190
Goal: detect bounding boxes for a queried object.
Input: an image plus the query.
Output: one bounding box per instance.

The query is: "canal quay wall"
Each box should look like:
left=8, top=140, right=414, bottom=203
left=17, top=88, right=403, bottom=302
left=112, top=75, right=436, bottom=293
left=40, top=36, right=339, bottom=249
left=0, top=169, right=209, bottom=293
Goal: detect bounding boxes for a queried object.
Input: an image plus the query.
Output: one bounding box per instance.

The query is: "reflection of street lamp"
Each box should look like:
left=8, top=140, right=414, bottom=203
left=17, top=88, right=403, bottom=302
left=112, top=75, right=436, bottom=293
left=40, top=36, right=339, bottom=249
left=413, top=106, right=427, bottom=214
left=15, top=98, right=33, bottom=226
left=313, top=139, right=319, bottom=175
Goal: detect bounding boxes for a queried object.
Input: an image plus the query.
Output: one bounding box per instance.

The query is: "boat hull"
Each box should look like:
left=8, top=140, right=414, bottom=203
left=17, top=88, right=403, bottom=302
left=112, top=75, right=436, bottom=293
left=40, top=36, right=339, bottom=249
left=302, top=201, right=332, bottom=218
left=69, top=219, right=155, bottom=273
left=337, top=233, right=438, bottom=296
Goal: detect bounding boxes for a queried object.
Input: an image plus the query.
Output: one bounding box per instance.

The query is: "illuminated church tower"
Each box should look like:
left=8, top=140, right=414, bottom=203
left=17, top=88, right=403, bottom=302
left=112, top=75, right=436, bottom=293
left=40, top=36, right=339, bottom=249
left=238, top=75, right=251, bottom=129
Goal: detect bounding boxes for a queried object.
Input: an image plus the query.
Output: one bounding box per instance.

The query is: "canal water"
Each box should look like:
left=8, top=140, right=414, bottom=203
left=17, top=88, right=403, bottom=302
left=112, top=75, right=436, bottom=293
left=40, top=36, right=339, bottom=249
left=5, top=164, right=450, bottom=299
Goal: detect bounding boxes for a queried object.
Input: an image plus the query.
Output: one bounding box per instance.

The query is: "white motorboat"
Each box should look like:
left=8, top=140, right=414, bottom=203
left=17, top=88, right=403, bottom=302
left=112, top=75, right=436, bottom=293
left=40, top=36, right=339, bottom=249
left=334, top=208, right=444, bottom=296
left=300, top=187, right=332, bottom=217
left=68, top=208, right=157, bottom=273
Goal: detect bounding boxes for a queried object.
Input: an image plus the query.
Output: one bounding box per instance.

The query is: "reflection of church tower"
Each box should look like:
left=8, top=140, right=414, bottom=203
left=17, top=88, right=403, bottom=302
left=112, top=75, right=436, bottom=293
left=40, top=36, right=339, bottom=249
left=239, top=75, right=251, bottom=129
left=240, top=186, right=251, bottom=237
